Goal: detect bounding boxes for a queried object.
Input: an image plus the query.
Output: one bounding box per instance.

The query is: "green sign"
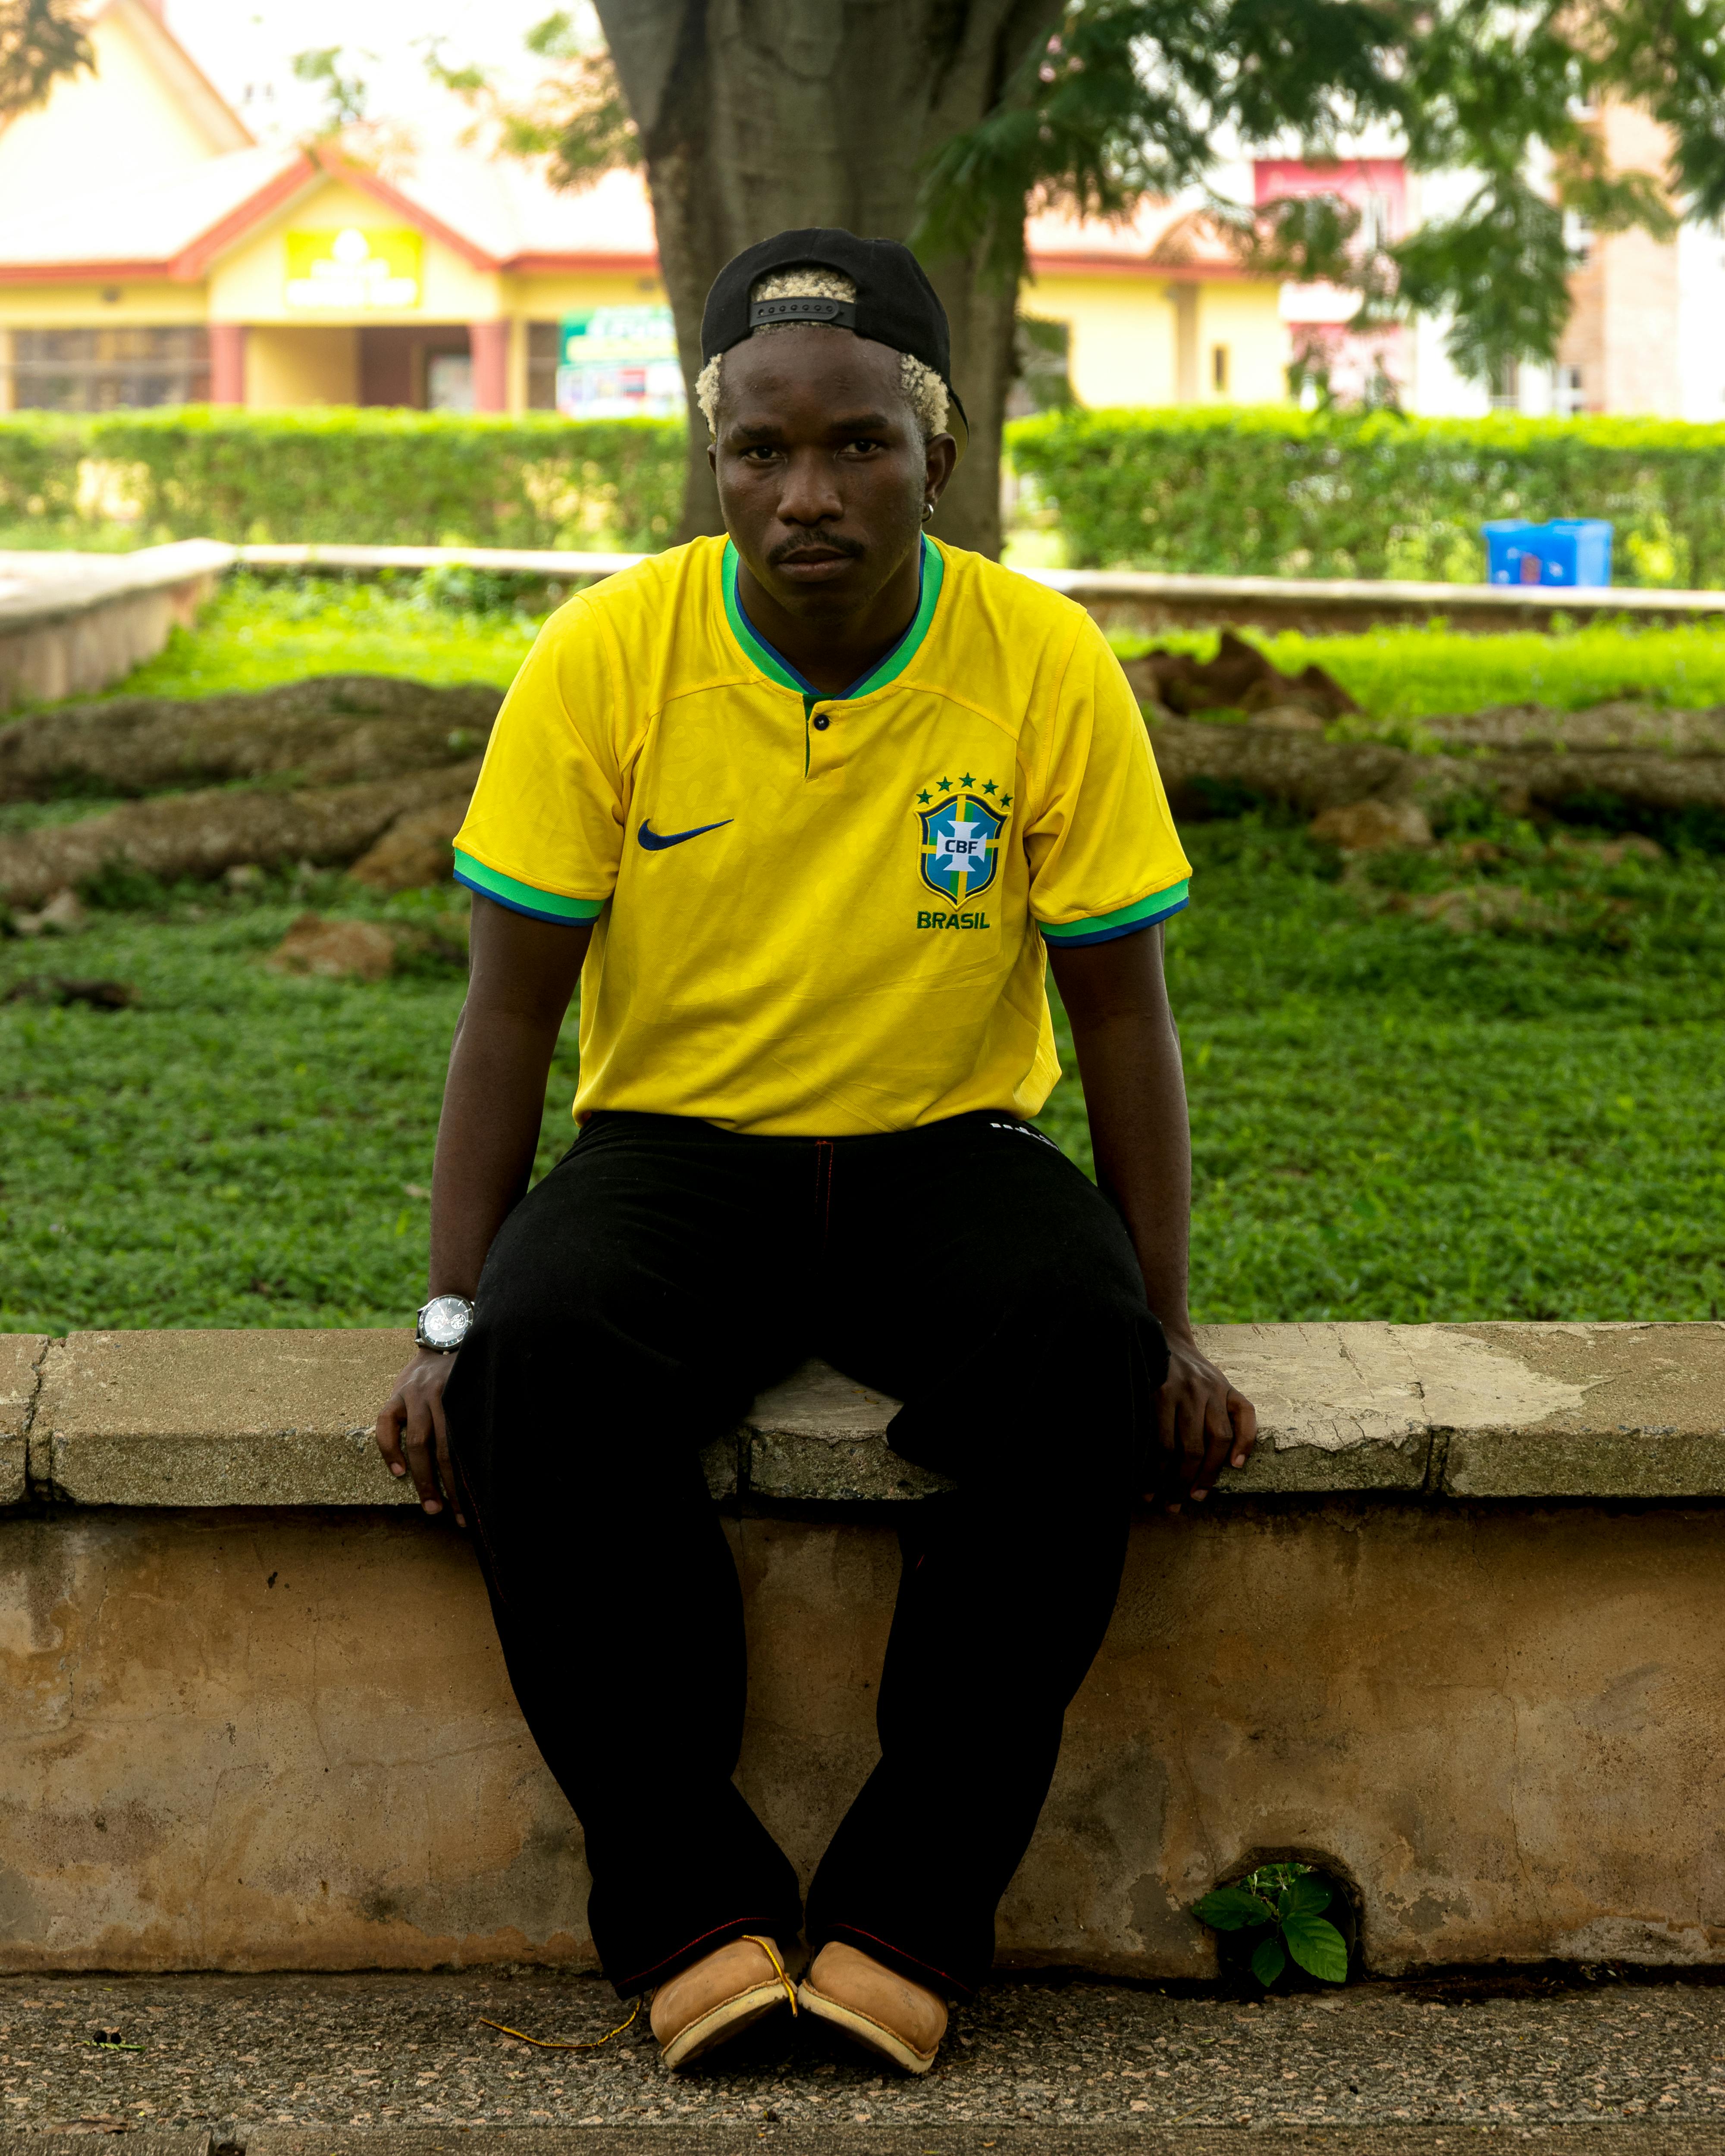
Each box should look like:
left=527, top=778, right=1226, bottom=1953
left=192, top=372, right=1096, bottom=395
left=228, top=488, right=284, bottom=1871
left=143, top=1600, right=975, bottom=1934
left=557, top=306, right=683, bottom=417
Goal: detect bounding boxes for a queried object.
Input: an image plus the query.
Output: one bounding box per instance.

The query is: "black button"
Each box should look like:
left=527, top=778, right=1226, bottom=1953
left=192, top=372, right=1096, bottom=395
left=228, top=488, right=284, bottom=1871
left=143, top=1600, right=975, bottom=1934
left=812, top=713, right=831, bottom=730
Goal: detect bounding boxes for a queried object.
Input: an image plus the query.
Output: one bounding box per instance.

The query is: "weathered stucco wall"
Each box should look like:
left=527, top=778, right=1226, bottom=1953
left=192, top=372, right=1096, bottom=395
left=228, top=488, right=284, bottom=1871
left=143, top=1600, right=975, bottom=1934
left=3, top=1499, right=1723, bottom=1978
left=1, top=1321, right=1722, bottom=1978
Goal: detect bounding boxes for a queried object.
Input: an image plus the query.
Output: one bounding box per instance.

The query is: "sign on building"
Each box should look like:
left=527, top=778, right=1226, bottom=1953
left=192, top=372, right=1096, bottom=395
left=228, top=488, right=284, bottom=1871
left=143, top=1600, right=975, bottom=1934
left=284, top=229, right=423, bottom=310
left=557, top=307, right=683, bottom=417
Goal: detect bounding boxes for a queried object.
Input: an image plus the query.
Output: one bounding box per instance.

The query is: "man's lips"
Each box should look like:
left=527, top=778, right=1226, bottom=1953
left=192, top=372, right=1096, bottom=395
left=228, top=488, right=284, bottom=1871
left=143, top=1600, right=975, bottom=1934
left=769, top=533, right=863, bottom=574
left=774, top=549, right=856, bottom=580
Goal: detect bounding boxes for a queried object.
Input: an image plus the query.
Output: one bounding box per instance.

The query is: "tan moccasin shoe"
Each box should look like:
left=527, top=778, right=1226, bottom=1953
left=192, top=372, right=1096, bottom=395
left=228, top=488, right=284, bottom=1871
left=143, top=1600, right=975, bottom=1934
left=649, top=1934, right=798, bottom=2072
left=798, top=1940, right=947, bottom=2075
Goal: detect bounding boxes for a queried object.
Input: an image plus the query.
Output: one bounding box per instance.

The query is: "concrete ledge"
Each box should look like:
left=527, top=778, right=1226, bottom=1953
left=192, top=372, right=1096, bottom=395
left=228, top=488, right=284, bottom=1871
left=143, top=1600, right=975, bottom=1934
left=238, top=543, right=646, bottom=580
left=0, top=542, right=234, bottom=708
left=5, top=1319, right=1725, bottom=1977
left=0, top=1335, right=44, bottom=1507
left=1021, top=564, right=1725, bottom=634
left=233, top=543, right=1725, bottom=634
left=14, top=1319, right=1725, bottom=1507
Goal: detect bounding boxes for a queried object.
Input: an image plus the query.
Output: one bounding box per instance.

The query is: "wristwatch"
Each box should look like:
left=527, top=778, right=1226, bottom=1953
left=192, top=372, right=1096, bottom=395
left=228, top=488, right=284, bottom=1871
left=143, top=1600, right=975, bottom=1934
left=416, top=1294, right=475, bottom=1352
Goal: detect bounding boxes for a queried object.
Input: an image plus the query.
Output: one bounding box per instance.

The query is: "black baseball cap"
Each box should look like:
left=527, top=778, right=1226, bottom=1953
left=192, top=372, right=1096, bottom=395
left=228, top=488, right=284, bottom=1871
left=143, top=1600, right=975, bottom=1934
left=699, top=227, right=968, bottom=458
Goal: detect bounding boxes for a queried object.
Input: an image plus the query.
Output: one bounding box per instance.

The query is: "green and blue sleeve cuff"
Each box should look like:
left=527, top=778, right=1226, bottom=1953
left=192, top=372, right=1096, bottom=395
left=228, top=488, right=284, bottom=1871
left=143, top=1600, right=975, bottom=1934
left=1038, top=880, right=1190, bottom=948
left=453, top=849, right=607, bottom=925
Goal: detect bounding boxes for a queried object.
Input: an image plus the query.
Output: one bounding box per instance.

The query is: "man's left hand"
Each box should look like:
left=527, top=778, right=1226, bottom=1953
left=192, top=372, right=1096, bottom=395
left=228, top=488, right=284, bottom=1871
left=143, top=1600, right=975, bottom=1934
left=1153, top=1331, right=1256, bottom=1511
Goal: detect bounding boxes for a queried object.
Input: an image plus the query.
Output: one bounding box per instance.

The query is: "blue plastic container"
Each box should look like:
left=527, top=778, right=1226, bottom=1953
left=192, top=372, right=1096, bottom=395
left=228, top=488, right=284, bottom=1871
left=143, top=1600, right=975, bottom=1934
left=1484, top=520, right=1540, bottom=584
left=1483, top=517, right=1612, bottom=587
left=1540, top=518, right=1613, bottom=587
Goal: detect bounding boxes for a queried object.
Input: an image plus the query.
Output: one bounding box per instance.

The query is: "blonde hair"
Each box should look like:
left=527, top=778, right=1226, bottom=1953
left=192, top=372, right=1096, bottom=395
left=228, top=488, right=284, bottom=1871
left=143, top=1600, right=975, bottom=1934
left=696, top=266, right=950, bottom=442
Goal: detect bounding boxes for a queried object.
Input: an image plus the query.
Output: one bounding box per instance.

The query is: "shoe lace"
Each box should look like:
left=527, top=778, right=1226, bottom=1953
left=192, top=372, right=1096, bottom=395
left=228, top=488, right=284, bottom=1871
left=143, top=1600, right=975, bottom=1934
left=744, top=1934, right=799, bottom=2016
left=478, top=2000, right=640, bottom=2050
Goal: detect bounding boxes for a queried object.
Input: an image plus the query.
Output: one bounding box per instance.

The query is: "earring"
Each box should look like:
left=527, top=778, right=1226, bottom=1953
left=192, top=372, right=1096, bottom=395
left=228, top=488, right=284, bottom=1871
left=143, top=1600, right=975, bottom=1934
left=922, top=502, right=934, bottom=521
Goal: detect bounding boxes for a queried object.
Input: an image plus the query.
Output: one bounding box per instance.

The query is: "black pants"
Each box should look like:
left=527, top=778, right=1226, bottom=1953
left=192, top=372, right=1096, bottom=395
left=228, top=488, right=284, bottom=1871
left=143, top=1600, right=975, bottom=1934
left=445, top=1109, right=1168, bottom=2001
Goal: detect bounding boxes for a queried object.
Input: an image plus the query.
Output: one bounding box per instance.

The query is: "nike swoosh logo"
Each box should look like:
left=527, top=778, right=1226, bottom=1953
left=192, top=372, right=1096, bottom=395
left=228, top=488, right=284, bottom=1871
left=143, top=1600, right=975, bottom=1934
left=637, top=817, right=734, bottom=852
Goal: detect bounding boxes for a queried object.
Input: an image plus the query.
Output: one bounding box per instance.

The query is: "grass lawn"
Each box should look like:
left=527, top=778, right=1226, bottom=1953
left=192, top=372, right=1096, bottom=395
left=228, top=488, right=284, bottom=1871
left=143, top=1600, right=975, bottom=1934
left=4, top=820, right=1721, bottom=1333
left=5, top=576, right=1722, bottom=1333
left=109, top=572, right=545, bottom=700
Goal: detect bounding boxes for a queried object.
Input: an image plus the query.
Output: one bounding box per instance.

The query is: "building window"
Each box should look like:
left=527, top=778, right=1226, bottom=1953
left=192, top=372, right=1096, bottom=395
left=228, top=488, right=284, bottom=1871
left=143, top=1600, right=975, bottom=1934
left=1489, top=357, right=1521, bottom=411
left=427, top=352, right=474, bottom=413
left=1212, top=343, right=1230, bottom=393
left=1004, top=316, right=1073, bottom=419
left=8, top=326, right=209, bottom=410
left=1555, top=364, right=1585, bottom=417
left=527, top=321, right=560, bottom=411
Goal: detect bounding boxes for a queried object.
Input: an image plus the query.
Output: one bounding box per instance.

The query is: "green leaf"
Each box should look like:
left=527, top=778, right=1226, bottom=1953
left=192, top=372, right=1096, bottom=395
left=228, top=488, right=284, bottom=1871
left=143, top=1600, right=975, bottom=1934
left=1192, top=1886, right=1276, bottom=1931
left=1250, top=1935, right=1287, bottom=1987
left=1278, top=1876, right=1331, bottom=1920
left=914, top=0, right=1725, bottom=380
left=1284, top=1913, right=1350, bottom=1983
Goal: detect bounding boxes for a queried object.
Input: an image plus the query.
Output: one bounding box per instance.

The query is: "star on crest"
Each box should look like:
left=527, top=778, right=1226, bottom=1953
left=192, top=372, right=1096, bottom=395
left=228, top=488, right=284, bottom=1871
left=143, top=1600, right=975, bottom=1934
left=960, top=771, right=975, bottom=787
left=981, top=779, right=998, bottom=796
left=936, top=775, right=951, bottom=790
left=916, top=789, right=932, bottom=805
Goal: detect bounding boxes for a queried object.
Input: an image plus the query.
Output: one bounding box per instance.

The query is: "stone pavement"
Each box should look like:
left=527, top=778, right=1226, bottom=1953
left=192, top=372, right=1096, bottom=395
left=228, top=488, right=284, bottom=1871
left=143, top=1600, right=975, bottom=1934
left=3, top=1969, right=1724, bottom=2148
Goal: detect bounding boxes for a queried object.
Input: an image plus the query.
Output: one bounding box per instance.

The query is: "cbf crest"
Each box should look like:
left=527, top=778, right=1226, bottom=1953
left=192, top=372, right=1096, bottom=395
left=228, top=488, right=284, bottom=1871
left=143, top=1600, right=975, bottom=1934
left=916, top=775, right=1011, bottom=909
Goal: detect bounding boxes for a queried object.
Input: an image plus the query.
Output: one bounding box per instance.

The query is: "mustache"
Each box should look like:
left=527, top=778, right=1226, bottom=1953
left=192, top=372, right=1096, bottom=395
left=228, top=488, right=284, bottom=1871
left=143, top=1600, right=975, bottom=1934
left=768, top=531, right=865, bottom=566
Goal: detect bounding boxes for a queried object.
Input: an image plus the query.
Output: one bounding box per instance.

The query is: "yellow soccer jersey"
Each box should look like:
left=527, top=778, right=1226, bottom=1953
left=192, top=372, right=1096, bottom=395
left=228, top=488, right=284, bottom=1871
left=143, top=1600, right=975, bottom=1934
left=453, top=533, right=1191, bottom=1137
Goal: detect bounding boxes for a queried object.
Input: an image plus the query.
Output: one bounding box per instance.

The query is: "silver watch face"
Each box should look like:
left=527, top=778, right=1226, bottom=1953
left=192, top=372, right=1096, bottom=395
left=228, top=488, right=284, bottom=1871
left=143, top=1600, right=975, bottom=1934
left=419, top=1294, right=473, bottom=1349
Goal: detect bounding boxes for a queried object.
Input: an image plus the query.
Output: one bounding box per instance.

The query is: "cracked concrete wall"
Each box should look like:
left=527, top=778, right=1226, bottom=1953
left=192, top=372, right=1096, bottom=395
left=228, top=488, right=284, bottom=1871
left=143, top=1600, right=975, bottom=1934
left=3, top=1499, right=1721, bottom=1976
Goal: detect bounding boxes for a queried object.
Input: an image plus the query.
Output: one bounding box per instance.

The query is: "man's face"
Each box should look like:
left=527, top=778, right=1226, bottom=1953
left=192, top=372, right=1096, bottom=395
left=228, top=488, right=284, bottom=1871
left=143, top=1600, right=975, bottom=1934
left=709, top=328, right=953, bottom=619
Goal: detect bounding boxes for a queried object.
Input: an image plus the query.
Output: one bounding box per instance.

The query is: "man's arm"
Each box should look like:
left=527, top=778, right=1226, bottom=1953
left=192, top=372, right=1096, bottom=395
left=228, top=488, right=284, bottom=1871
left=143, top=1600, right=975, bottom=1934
left=376, top=893, right=593, bottom=1521
left=1048, top=923, right=1256, bottom=1507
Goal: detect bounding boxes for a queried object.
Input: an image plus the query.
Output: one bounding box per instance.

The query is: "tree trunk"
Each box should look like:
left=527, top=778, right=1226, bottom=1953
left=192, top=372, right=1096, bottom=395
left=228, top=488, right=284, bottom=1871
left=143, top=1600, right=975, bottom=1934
left=594, top=0, right=1060, bottom=558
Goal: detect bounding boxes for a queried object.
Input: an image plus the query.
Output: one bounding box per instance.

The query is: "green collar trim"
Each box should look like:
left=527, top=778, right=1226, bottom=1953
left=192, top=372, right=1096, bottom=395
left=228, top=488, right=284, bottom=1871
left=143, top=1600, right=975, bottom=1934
left=721, top=535, right=944, bottom=701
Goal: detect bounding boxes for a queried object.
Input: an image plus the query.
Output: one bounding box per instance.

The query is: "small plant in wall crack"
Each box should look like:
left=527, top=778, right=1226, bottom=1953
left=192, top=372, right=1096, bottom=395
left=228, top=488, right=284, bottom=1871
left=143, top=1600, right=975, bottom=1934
left=1194, top=1861, right=1349, bottom=1987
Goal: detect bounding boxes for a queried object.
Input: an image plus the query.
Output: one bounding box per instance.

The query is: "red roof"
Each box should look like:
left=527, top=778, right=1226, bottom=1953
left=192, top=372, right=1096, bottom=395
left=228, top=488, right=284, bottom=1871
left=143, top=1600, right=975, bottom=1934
left=0, top=156, right=1252, bottom=285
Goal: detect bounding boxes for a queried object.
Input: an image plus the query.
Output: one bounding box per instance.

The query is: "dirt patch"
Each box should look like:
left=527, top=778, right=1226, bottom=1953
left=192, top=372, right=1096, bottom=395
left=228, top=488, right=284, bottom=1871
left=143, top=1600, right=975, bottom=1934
left=1123, top=630, right=1363, bottom=720
left=3, top=975, right=138, bottom=1009
left=6, top=670, right=1723, bottom=920
left=0, top=674, right=500, bottom=802
left=1419, top=699, right=1725, bottom=755
left=265, top=915, right=401, bottom=983
left=0, top=759, right=483, bottom=909
left=1148, top=712, right=1725, bottom=828
left=1309, top=801, right=1433, bottom=852
left=350, top=796, right=472, bottom=893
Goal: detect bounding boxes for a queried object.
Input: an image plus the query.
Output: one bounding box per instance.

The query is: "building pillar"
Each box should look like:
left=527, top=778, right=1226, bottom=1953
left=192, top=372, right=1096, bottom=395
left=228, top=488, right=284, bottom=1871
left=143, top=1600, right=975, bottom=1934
left=470, top=320, right=510, bottom=414
left=209, top=323, right=247, bottom=406
left=1168, top=284, right=1199, bottom=404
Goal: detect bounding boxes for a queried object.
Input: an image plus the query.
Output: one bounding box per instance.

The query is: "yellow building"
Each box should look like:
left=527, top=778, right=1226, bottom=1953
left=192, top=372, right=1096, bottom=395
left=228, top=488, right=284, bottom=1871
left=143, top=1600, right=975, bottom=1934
left=0, top=0, right=1288, bottom=417
left=0, top=0, right=665, bottom=415
left=1019, top=198, right=1289, bottom=409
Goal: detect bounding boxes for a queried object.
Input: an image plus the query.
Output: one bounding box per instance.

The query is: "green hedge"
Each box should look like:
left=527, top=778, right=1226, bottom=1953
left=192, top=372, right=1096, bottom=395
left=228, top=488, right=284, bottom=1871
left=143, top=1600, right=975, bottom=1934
left=1005, top=408, right=1725, bottom=587
left=0, top=408, right=685, bottom=552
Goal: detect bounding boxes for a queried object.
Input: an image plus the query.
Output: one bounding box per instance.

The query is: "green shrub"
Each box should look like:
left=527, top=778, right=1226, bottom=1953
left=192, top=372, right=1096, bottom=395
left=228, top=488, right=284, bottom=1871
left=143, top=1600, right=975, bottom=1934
left=0, top=407, right=685, bottom=552
left=1007, top=407, right=1725, bottom=586
left=0, top=412, right=88, bottom=536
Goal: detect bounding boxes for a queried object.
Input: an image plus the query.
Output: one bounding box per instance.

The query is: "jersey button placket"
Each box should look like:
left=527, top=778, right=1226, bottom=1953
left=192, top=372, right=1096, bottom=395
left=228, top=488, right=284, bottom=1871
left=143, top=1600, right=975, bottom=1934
left=805, top=701, right=842, bottom=779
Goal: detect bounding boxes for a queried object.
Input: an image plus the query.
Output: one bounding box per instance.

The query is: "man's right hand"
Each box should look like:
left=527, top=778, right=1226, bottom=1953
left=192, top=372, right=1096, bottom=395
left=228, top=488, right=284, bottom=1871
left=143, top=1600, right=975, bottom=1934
left=376, top=1349, right=465, bottom=1525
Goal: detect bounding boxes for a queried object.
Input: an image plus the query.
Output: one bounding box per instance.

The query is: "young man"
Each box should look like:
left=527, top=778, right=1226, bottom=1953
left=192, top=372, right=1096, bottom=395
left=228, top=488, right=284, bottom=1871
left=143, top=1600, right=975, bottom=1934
left=377, top=230, right=1255, bottom=2076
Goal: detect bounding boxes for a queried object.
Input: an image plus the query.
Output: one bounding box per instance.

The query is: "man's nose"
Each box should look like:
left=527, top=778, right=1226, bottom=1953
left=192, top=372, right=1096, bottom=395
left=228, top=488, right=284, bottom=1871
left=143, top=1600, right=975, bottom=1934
left=776, top=448, right=845, bottom=527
